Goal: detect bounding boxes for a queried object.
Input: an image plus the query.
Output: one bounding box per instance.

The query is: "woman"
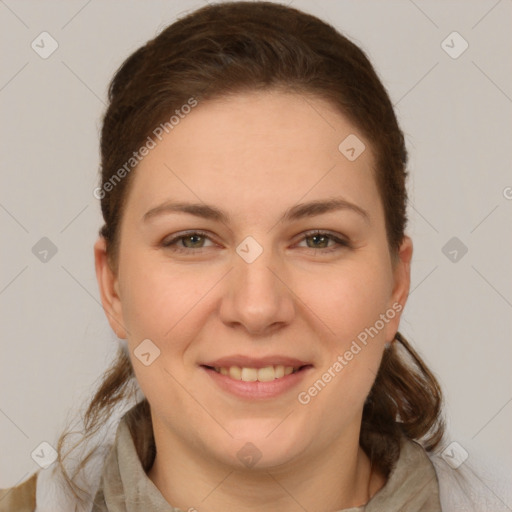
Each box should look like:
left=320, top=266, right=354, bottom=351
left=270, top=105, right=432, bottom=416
left=1, top=2, right=509, bottom=511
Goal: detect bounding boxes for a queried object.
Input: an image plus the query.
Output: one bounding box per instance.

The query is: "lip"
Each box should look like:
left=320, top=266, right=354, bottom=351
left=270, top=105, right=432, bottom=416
left=201, top=355, right=311, bottom=369
left=200, top=358, right=314, bottom=400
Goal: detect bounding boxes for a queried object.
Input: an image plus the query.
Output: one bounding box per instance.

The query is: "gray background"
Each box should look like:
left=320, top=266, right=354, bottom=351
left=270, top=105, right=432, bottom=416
left=1, top=0, right=511, bottom=487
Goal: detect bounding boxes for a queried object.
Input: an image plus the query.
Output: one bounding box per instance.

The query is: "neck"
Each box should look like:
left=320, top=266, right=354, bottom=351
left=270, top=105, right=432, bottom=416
left=147, top=422, right=386, bottom=512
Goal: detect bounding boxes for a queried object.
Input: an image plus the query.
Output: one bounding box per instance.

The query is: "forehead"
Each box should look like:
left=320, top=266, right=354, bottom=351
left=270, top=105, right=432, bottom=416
left=124, top=90, right=381, bottom=226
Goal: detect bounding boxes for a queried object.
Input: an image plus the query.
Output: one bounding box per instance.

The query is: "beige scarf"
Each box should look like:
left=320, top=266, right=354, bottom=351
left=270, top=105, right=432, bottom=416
left=90, top=417, right=441, bottom=512
left=34, top=402, right=512, bottom=511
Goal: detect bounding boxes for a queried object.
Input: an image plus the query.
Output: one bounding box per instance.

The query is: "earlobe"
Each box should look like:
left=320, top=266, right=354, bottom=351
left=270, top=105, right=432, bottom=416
left=94, top=237, right=128, bottom=339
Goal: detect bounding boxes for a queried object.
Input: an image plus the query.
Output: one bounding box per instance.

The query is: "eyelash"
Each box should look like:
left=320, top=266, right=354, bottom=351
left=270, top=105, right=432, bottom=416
left=161, top=229, right=350, bottom=255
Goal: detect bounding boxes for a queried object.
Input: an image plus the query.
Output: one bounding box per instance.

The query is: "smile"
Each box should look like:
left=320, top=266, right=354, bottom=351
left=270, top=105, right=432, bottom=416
left=201, top=359, right=313, bottom=399
left=209, top=365, right=301, bottom=382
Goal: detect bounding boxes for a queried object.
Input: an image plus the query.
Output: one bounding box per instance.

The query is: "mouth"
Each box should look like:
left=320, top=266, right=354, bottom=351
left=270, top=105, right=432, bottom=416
left=199, top=363, right=313, bottom=401
left=202, top=364, right=311, bottom=382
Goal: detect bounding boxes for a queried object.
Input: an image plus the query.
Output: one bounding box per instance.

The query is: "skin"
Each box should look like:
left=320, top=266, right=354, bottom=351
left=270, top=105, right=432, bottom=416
left=95, top=90, right=412, bottom=512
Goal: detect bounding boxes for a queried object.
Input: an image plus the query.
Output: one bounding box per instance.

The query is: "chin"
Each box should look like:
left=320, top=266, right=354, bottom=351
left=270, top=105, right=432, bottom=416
left=212, top=420, right=309, bottom=470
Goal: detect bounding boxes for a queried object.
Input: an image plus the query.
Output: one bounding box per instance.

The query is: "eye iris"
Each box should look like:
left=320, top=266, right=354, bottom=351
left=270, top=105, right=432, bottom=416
left=307, top=234, right=328, bottom=249
left=183, top=234, right=204, bottom=248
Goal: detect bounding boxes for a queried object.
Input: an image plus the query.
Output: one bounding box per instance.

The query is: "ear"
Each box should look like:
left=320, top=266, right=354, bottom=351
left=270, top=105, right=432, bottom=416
left=384, top=235, right=413, bottom=342
left=94, top=237, right=128, bottom=339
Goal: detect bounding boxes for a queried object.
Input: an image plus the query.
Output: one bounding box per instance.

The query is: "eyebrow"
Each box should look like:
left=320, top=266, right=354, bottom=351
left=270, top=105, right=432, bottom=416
left=142, top=197, right=370, bottom=225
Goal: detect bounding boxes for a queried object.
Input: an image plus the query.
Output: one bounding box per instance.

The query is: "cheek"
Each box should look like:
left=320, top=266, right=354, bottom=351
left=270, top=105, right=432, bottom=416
left=295, top=262, right=392, bottom=426
left=299, top=256, right=393, bottom=345
left=119, top=260, right=211, bottom=409
left=119, top=251, right=215, bottom=349
left=295, top=255, right=393, bottom=408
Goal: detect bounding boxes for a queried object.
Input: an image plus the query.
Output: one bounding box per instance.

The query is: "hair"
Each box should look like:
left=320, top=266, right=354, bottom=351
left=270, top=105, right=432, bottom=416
left=57, top=0, right=444, bottom=503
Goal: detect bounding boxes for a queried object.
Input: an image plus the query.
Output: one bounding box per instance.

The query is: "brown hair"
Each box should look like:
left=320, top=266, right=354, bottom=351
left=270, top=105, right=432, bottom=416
left=58, top=0, right=443, bottom=502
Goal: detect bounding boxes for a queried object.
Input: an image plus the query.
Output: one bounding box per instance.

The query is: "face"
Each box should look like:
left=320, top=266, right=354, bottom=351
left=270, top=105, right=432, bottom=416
left=95, top=90, right=412, bottom=471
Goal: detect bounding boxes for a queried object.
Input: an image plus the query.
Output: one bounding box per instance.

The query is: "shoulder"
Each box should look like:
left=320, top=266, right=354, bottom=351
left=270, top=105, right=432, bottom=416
left=428, top=441, right=512, bottom=512
left=0, top=472, right=38, bottom=512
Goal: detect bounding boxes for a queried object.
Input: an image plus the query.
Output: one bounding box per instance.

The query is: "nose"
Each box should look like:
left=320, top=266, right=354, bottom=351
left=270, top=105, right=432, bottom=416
left=218, top=244, right=295, bottom=337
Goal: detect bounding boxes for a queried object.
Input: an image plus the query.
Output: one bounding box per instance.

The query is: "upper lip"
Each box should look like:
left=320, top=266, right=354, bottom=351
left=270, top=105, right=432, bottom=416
left=201, top=355, right=312, bottom=369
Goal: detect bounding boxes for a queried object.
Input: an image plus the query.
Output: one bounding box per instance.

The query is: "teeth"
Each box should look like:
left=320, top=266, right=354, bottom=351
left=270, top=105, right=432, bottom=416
left=257, top=366, right=276, bottom=382
left=214, top=365, right=299, bottom=382
left=229, top=366, right=242, bottom=380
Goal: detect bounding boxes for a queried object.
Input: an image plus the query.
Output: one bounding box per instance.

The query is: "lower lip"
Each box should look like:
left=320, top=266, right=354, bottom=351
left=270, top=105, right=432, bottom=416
left=202, top=366, right=313, bottom=400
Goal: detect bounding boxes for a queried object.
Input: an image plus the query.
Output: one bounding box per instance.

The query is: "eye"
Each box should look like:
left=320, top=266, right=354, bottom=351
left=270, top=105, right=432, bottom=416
left=296, top=230, right=350, bottom=254
left=161, top=230, right=216, bottom=253
left=161, top=229, right=350, bottom=255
